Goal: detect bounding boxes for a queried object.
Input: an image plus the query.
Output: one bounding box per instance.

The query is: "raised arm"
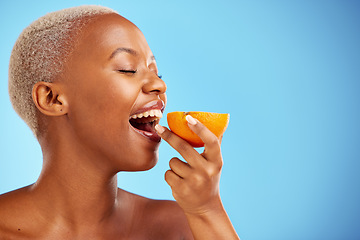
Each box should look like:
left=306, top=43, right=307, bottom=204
left=155, top=115, right=240, bottom=240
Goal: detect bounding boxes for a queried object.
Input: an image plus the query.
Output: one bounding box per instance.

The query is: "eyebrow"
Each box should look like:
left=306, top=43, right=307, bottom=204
left=109, top=47, right=156, bottom=62
left=109, top=47, right=137, bottom=59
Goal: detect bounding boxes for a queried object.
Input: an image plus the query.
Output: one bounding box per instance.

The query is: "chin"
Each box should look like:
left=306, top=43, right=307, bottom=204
left=114, top=149, right=159, bottom=172
left=138, top=151, right=159, bottom=171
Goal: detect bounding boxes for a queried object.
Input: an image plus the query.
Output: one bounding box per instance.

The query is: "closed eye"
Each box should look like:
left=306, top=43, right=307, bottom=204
left=118, top=69, right=137, bottom=74
left=118, top=70, right=162, bottom=79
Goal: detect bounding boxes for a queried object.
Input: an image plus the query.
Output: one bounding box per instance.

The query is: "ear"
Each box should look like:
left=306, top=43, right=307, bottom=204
left=32, top=81, right=68, bottom=116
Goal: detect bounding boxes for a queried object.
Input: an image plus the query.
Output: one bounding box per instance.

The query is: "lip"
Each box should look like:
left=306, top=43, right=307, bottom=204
left=129, top=99, right=165, bottom=143
left=130, top=126, right=162, bottom=143
left=130, top=99, right=165, bottom=117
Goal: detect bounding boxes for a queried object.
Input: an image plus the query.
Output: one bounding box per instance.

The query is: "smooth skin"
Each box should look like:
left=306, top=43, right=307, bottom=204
left=0, top=12, right=239, bottom=240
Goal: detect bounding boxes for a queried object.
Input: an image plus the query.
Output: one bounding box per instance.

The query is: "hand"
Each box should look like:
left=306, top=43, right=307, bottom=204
left=155, top=115, right=224, bottom=215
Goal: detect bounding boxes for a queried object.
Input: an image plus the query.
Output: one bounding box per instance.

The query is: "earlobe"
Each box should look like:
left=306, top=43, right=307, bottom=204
left=32, top=81, right=68, bottom=116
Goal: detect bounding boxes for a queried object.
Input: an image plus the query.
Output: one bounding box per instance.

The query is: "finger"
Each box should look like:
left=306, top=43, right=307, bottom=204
left=155, top=125, right=204, bottom=167
left=169, top=157, right=192, bottom=179
left=164, top=169, right=182, bottom=189
left=185, top=115, right=222, bottom=161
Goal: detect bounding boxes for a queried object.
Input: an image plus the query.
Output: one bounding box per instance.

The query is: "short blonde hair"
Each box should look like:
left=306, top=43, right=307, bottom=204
left=8, top=5, right=117, bottom=137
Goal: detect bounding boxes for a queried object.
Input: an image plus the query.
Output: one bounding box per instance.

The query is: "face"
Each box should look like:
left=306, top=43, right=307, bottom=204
left=62, top=14, right=167, bottom=172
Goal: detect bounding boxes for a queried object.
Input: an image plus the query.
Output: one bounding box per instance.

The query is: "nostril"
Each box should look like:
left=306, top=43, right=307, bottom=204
left=150, top=89, right=161, bottom=93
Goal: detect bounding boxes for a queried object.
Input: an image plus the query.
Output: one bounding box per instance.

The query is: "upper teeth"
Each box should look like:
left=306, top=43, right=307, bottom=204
left=130, top=109, right=163, bottom=119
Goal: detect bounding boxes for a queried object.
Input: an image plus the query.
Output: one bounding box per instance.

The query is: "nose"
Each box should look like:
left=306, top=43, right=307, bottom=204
left=142, top=73, right=167, bottom=95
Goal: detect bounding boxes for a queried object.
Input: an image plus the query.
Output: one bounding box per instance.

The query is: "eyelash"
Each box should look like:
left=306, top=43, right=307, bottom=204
left=118, top=69, right=137, bottom=74
left=118, top=69, right=162, bottom=79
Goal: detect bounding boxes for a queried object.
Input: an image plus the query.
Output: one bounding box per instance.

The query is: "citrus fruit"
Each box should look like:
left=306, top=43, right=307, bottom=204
left=167, top=111, right=230, bottom=148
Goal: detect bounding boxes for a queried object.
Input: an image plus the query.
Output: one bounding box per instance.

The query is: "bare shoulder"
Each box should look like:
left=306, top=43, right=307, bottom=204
left=118, top=189, right=194, bottom=240
left=145, top=198, right=188, bottom=223
left=0, top=186, right=37, bottom=239
left=142, top=198, right=194, bottom=239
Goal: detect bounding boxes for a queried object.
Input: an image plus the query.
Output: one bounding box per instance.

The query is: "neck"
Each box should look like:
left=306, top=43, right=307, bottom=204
left=31, top=128, right=120, bottom=229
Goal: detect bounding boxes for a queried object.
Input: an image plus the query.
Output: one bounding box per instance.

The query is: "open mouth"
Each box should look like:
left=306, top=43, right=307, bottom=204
left=129, top=109, right=163, bottom=142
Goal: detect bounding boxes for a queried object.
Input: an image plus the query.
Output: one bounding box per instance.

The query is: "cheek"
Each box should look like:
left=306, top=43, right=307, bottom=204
left=99, top=79, right=141, bottom=122
left=67, top=76, right=140, bottom=139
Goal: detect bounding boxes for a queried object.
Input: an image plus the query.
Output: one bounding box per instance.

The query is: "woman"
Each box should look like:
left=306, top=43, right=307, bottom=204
left=0, top=5, right=239, bottom=239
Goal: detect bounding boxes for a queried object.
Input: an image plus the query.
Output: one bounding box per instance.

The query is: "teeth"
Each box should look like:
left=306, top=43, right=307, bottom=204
left=130, top=109, right=163, bottom=119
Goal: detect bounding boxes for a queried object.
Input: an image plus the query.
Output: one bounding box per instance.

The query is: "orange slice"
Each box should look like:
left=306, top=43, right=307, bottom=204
left=167, top=111, right=230, bottom=147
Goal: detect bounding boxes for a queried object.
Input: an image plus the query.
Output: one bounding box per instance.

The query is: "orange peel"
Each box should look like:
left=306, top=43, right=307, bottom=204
left=167, top=111, right=230, bottom=147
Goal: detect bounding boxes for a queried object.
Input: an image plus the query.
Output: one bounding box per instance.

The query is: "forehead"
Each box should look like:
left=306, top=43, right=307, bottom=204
left=74, top=13, right=151, bottom=60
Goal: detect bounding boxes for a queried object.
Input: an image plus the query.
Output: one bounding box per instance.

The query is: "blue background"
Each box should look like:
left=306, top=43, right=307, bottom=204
left=1, top=1, right=360, bottom=239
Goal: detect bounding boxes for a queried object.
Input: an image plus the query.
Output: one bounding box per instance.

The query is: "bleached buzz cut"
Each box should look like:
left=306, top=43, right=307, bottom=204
left=8, top=5, right=117, bottom=137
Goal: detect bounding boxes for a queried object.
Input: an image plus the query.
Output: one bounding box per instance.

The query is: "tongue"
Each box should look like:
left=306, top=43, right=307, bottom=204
left=134, top=122, right=153, bottom=133
left=130, top=121, right=161, bottom=142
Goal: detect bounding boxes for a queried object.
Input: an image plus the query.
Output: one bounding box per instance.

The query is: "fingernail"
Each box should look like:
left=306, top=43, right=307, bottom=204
left=186, top=115, right=197, bottom=125
left=155, top=124, right=165, bottom=134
